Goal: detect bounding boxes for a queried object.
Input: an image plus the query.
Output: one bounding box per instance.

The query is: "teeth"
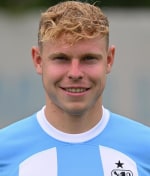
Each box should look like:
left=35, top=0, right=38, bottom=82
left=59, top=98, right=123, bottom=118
left=65, top=88, right=87, bottom=93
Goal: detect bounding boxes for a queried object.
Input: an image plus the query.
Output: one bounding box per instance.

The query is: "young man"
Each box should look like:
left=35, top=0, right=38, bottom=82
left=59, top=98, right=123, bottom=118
left=0, top=1, right=150, bottom=176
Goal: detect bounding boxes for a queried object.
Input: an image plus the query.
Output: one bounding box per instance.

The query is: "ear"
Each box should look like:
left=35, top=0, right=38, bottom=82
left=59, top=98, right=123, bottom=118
left=106, top=45, right=115, bottom=74
left=31, top=46, right=42, bottom=75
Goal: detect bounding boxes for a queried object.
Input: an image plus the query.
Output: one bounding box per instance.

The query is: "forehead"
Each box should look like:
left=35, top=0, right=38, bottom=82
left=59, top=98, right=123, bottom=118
left=42, top=36, right=107, bottom=55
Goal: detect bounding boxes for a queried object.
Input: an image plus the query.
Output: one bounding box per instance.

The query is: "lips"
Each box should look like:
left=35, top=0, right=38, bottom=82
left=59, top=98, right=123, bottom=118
left=61, top=87, right=89, bottom=93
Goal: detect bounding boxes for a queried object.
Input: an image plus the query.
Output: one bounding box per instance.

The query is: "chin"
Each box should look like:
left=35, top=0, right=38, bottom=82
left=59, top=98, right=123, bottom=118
left=64, top=107, right=89, bottom=117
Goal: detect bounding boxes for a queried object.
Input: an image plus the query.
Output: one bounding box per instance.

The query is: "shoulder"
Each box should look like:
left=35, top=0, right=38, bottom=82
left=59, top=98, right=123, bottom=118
left=107, top=111, right=150, bottom=162
left=108, top=111, right=150, bottom=142
left=0, top=113, right=36, bottom=130
left=0, top=113, right=38, bottom=144
left=0, top=113, right=41, bottom=160
left=109, top=112, right=150, bottom=131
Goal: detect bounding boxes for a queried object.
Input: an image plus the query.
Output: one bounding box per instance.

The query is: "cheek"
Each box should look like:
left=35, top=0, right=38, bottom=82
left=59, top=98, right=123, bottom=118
left=43, top=64, right=66, bottom=82
left=86, top=64, right=106, bottom=78
left=87, top=66, right=107, bottom=89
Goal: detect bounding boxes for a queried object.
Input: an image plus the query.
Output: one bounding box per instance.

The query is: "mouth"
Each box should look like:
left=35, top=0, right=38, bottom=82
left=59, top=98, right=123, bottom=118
left=61, top=87, right=90, bottom=93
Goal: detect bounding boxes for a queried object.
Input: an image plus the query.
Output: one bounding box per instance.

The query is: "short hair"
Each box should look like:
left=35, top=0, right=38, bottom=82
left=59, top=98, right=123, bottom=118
left=38, top=1, right=109, bottom=47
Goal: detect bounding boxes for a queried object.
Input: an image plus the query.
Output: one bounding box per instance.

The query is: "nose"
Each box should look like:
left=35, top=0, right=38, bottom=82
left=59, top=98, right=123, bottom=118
left=67, top=59, right=83, bottom=80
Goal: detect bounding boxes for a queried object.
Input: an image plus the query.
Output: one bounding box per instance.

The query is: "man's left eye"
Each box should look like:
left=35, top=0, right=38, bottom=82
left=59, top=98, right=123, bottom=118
left=85, top=56, right=96, bottom=60
left=83, top=56, right=98, bottom=63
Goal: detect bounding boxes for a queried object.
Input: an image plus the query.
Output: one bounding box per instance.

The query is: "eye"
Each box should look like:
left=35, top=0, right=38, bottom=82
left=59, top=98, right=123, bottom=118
left=82, top=55, right=98, bottom=64
left=52, top=55, right=70, bottom=63
left=54, top=56, right=66, bottom=60
left=84, top=56, right=96, bottom=60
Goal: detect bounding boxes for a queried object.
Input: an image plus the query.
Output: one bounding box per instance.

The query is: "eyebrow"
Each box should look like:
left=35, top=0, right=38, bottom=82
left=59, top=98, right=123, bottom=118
left=48, top=52, right=69, bottom=58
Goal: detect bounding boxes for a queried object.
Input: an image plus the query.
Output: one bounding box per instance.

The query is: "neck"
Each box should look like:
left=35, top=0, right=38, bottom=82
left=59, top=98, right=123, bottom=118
left=44, top=99, right=103, bottom=134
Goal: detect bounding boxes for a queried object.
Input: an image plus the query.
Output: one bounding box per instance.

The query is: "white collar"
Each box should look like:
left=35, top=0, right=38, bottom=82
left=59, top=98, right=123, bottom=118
left=36, top=106, right=110, bottom=143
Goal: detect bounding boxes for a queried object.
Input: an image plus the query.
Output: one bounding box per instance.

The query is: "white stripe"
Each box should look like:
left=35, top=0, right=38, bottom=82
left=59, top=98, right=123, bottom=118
left=19, top=148, right=57, bottom=176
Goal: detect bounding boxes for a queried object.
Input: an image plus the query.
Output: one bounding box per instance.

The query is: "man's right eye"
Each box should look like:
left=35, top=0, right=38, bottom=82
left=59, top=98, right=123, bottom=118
left=52, top=56, right=70, bottom=63
left=55, top=56, right=66, bottom=60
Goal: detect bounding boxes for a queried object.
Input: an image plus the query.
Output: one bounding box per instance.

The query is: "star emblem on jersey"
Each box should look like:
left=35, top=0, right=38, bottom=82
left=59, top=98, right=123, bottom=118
left=111, top=160, right=133, bottom=176
left=115, top=160, right=124, bottom=168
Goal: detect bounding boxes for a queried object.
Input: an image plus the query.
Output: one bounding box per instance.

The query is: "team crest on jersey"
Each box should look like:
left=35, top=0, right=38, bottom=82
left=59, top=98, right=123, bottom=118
left=111, top=170, right=133, bottom=176
left=111, top=160, right=133, bottom=176
left=99, top=146, right=138, bottom=176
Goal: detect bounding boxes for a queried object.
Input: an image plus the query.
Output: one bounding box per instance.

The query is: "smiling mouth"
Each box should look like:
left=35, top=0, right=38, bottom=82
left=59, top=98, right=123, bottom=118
left=62, top=88, right=89, bottom=93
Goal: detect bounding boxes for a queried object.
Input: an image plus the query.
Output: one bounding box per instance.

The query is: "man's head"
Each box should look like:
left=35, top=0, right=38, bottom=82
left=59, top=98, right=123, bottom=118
left=32, top=1, right=115, bottom=121
left=38, top=1, right=109, bottom=48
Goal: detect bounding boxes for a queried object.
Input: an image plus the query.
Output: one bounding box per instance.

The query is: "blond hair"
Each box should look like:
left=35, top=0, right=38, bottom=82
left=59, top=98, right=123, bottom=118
left=38, top=1, right=109, bottom=46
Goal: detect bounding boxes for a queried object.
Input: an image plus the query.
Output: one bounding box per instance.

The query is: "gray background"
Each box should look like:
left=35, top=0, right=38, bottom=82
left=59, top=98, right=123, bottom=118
left=0, top=8, right=150, bottom=128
